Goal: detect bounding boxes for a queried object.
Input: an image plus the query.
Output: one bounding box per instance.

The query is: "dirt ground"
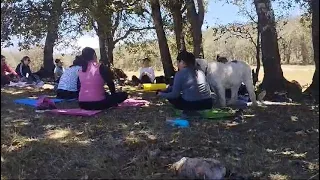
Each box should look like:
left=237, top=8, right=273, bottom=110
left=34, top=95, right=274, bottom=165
left=1, top=65, right=319, bottom=179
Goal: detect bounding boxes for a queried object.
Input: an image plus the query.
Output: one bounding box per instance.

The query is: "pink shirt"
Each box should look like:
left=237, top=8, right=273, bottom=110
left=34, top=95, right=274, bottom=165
left=78, top=61, right=105, bottom=102
left=1, top=63, right=18, bottom=76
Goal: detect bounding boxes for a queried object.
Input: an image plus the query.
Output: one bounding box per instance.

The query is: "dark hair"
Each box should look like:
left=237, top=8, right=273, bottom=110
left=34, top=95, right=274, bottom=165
left=81, top=47, right=96, bottom=72
left=70, top=55, right=83, bottom=67
left=55, top=59, right=61, bottom=64
left=217, top=57, right=228, bottom=63
left=1, top=55, right=5, bottom=59
left=177, top=50, right=197, bottom=76
left=21, top=56, right=30, bottom=63
left=177, top=50, right=196, bottom=67
left=142, top=57, right=151, bottom=62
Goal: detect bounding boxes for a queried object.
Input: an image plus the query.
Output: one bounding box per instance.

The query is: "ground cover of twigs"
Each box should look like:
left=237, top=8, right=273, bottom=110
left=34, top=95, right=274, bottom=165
left=1, top=86, right=319, bottom=179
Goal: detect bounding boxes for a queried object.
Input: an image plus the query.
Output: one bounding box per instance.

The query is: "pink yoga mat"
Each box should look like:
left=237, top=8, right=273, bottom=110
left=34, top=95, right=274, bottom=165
left=118, top=98, right=149, bottom=107
left=49, top=109, right=102, bottom=116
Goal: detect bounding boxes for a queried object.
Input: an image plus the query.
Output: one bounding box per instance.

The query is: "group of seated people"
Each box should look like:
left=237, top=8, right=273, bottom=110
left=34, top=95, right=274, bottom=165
left=1, top=55, right=42, bottom=86
left=2, top=47, right=215, bottom=113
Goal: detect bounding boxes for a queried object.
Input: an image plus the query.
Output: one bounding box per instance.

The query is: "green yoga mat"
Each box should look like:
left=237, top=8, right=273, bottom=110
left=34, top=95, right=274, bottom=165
left=174, top=109, right=235, bottom=119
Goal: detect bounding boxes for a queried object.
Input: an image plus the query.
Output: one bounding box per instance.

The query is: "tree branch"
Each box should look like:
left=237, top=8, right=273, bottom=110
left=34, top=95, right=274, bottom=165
left=113, top=26, right=155, bottom=45
left=112, top=11, right=122, bottom=36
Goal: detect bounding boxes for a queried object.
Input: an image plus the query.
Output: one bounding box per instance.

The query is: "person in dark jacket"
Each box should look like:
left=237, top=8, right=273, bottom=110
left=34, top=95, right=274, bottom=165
left=15, top=56, right=41, bottom=84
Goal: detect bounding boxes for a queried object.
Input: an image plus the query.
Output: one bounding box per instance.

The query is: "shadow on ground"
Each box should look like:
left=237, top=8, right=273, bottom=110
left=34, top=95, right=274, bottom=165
left=1, top=86, right=319, bottom=179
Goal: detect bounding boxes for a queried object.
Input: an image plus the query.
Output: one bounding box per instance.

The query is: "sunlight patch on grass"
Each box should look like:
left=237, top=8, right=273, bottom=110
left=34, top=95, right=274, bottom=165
left=269, top=173, right=289, bottom=180
left=278, top=151, right=307, bottom=158
left=5, top=133, right=30, bottom=152
left=12, top=119, right=31, bottom=127
left=46, top=129, right=72, bottom=140
left=269, top=149, right=308, bottom=159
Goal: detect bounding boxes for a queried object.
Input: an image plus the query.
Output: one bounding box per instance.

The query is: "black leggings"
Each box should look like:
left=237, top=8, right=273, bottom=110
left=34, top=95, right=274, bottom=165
left=56, top=89, right=79, bottom=99
left=168, top=97, right=213, bottom=111
left=132, top=75, right=167, bottom=86
left=1, top=75, right=10, bottom=86
left=79, top=92, right=128, bottom=110
left=132, top=75, right=152, bottom=85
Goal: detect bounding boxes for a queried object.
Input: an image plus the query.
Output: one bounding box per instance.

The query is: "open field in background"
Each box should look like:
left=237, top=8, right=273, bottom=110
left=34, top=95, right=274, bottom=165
left=126, top=65, right=315, bottom=88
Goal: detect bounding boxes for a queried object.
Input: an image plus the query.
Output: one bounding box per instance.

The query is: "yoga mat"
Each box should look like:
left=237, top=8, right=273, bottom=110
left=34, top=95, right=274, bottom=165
left=49, top=109, right=102, bottom=116
left=14, top=98, right=76, bottom=107
left=174, top=109, right=234, bottom=119
left=118, top=98, right=150, bottom=107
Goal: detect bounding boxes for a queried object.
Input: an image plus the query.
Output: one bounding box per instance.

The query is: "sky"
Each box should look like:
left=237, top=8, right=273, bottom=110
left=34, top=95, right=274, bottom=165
left=3, top=0, right=304, bottom=52
left=75, top=0, right=304, bottom=50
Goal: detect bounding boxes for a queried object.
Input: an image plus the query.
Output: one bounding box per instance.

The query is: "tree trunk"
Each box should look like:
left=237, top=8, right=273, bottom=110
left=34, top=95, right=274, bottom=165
left=300, top=36, right=308, bottom=65
left=305, top=0, right=319, bottom=98
left=170, top=0, right=186, bottom=52
left=97, top=21, right=108, bottom=65
left=253, top=31, right=261, bottom=86
left=254, top=0, right=289, bottom=93
left=43, top=0, right=63, bottom=77
left=150, top=0, right=175, bottom=78
left=186, top=0, right=204, bottom=58
left=107, top=38, right=114, bottom=65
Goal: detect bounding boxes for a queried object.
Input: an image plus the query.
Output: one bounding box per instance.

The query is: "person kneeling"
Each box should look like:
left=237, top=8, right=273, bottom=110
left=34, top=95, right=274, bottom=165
left=56, top=56, right=82, bottom=99
left=78, top=47, right=128, bottom=110
left=157, top=51, right=213, bottom=114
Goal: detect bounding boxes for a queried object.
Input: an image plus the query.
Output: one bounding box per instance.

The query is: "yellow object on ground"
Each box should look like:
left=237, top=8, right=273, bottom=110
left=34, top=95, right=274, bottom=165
left=143, top=83, right=167, bottom=91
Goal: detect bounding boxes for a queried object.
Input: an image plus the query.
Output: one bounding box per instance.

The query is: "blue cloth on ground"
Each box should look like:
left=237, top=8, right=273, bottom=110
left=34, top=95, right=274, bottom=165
left=14, top=98, right=76, bottom=107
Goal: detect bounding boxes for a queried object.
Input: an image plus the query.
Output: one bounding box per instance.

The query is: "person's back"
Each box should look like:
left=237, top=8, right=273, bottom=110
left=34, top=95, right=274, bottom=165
left=58, top=66, right=81, bottom=92
left=177, top=67, right=211, bottom=101
left=78, top=61, right=105, bottom=102
left=158, top=50, right=213, bottom=112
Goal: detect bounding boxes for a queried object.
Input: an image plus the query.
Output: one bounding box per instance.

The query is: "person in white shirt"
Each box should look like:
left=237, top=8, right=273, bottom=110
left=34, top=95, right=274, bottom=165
left=56, top=56, right=82, bottom=99
left=132, top=58, right=155, bottom=86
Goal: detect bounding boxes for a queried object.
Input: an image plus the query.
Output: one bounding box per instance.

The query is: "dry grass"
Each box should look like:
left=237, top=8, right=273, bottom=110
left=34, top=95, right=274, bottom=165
left=126, top=65, right=315, bottom=88
left=1, top=65, right=319, bottom=179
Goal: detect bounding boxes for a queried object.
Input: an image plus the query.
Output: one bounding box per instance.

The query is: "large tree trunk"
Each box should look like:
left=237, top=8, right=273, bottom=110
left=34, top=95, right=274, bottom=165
left=305, top=0, right=319, bottom=99
left=254, top=0, right=289, bottom=93
left=253, top=31, right=261, bottom=86
left=43, top=0, right=63, bottom=77
left=170, top=0, right=186, bottom=52
left=150, top=0, right=175, bottom=78
left=186, top=0, right=204, bottom=58
left=107, top=38, right=114, bottom=65
left=95, top=0, right=113, bottom=66
left=97, top=21, right=108, bottom=65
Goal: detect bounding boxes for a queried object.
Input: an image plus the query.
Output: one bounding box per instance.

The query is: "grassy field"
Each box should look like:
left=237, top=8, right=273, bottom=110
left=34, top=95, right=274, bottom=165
left=1, top=65, right=319, bottom=179
left=127, top=65, right=315, bottom=88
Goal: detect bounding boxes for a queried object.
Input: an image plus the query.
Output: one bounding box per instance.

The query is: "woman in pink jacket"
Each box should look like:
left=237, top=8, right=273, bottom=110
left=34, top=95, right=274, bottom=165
left=78, top=47, right=128, bottom=110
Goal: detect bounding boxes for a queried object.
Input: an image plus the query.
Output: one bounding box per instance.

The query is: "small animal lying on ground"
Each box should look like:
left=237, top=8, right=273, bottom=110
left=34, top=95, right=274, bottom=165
left=196, top=58, right=258, bottom=107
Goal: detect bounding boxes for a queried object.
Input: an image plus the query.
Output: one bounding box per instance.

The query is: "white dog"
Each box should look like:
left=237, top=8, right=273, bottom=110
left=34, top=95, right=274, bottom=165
left=196, top=58, right=258, bottom=107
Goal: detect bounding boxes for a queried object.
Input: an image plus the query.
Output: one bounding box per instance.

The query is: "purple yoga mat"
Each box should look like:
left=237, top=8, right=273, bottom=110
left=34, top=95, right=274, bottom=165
left=49, top=109, right=102, bottom=116
left=117, top=98, right=149, bottom=107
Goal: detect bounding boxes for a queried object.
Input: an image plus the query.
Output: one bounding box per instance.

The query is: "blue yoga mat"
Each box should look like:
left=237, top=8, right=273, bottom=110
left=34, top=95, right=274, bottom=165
left=14, top=98, right=76, bottom=107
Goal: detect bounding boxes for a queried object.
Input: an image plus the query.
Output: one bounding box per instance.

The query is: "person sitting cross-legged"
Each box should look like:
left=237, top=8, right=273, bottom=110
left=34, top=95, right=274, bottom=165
left=77, top=47, right=128, bottom=110
left=157, top=50, right=213, bottom=115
